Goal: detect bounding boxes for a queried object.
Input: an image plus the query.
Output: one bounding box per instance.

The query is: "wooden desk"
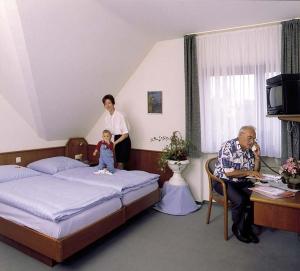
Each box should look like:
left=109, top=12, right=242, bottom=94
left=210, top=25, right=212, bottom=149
left=250, top=192, right=300, bottom=233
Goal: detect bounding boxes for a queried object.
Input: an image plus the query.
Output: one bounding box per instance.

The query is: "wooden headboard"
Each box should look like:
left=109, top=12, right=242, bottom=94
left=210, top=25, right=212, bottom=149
left=0, top=138, right=90, bottom=167
left=0, top=147, right=65, bottom=167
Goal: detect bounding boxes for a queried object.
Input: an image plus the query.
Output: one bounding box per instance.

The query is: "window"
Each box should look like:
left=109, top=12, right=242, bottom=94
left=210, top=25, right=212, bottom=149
left=197, top=25, right=281, bottom=157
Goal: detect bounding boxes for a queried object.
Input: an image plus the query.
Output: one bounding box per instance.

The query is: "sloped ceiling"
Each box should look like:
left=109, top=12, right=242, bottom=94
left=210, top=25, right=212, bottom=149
left=10, top=0, right=156, bottom=139
left=2, top=0, right=300, bottom=140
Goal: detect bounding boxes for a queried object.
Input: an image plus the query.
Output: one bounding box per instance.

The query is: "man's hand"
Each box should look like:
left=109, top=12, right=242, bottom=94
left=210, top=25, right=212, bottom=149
left=253, top=143, right=261, bottom=172
left=93, top=150, right=98, bottom=156
left=252, top=143, right=261, bottom=158
left=247, top=170, right=262, bottom=179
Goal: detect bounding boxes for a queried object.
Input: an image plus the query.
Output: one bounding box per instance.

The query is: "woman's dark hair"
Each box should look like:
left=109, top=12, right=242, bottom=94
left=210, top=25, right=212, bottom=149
left=102, top=94, right=115, bottom=105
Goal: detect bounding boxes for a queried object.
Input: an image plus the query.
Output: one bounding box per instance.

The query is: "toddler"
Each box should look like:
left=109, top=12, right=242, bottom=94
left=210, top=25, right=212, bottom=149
left=93, top=130, right=115, bottom=175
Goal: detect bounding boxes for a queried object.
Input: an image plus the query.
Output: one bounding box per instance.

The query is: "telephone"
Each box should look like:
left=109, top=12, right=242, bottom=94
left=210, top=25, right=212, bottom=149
left=251, top=145, right=257, bottom=152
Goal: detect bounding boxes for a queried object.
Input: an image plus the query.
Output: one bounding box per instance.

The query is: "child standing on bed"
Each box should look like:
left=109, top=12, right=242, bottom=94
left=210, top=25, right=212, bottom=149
left=93, top=130, right=115, bottom=175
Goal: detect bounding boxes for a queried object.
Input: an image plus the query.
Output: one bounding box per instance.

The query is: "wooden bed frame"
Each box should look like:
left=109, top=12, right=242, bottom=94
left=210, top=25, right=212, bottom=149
left=0, top=189, right=160, bottom=266
left=0, top=143, right=161, bottom=266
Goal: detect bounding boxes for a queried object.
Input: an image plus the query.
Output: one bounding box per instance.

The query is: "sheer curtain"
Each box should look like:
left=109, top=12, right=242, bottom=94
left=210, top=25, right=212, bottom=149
left=197, top=25, right=282, bottom=157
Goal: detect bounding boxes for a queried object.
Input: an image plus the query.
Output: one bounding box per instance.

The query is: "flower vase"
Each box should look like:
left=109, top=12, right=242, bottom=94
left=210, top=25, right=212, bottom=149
left=167, top=160, right=190, bottom=186
left=287, top=176, right=300, bottom=190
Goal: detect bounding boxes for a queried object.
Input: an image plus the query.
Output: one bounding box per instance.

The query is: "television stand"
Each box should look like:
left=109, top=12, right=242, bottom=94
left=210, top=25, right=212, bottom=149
left=266, top=114, right=300, bottom=122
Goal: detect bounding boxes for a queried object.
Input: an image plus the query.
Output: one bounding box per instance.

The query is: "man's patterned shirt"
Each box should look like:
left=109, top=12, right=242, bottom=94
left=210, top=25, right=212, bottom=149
left=214, top=137, right=255, bottom=182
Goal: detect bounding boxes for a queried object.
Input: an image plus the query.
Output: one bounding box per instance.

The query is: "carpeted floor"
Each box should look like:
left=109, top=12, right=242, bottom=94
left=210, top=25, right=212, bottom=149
left=0, top=203, right=299, bottom=271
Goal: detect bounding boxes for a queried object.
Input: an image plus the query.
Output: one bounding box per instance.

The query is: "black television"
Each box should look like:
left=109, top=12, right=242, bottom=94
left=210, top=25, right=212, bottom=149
left=266, top=73, right=300, bottom=115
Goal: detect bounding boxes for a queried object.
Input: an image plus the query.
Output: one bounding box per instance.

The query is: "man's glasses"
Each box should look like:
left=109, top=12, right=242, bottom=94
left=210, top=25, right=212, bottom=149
left=247, top=137, right=257, bottom=143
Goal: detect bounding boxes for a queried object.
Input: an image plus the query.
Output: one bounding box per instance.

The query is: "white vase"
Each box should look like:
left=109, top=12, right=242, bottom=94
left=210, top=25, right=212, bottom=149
left=167, top=160, right=190, bottom=186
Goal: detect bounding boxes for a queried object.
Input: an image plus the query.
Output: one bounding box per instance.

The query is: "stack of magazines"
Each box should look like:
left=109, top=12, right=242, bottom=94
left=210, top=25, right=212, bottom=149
left=250, top=185, right=295, bottom=199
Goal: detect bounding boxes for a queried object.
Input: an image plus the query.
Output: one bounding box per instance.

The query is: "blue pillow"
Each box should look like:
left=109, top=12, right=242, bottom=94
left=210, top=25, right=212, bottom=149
left=27, top=156, right=88, bottom=175
left=0, top=165, right=41, bottom=183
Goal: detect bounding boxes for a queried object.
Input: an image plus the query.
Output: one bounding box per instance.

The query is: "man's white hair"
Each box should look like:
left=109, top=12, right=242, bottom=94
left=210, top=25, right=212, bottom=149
left=238, top=125, right=256, bottom=136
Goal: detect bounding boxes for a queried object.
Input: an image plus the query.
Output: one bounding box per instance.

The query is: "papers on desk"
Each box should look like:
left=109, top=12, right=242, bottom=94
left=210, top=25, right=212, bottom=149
left=250, top=185, right=295, bottom=199
left=268, top=180, right=299, bottom=192
left=248, top=173, right=299, bottom=192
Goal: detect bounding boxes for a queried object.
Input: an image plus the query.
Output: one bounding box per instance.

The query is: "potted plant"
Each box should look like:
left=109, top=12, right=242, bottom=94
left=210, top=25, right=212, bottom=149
left=151, top=131, right=190, bottom=185
left=279, top=157, right=300, bottom=190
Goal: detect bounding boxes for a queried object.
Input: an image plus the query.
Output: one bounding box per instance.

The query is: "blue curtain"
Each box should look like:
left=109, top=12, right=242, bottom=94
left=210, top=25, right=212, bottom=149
left=184, top=35, right=201, bottom=157
left=281, top=19, right=300, bottom=160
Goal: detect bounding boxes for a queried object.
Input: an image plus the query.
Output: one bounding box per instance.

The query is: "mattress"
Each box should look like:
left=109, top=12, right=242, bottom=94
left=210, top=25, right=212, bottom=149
left=122, top=182, right=159, bottom=205
left=0, top=198, right=122, bottom=239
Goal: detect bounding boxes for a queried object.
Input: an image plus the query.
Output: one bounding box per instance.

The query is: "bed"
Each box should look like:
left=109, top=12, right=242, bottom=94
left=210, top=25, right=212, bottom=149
left=28, top=156, right=161, bottom=220
left=0, top=157, right=160, bottom=265
left=0, top=165, right=125, bottom=266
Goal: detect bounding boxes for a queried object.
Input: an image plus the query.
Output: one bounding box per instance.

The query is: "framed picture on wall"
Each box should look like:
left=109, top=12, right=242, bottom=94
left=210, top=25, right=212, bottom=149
left=148, top=91, right=162, bottom=114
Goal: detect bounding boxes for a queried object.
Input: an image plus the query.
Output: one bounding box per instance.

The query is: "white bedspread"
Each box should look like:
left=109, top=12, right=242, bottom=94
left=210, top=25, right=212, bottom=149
left=54, top=167, right=159, bottom=194
left=0, top=175, right=120, bottom=222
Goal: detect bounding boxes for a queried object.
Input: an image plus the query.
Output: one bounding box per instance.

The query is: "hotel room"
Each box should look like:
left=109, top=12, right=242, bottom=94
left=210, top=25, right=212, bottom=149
left=0, top=0, right=300, bottom=270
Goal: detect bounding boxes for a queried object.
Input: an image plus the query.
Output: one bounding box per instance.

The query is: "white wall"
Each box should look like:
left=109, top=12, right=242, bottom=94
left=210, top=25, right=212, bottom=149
left=87, top=38, right=185, bottom=149
left=87, top=38, right=210, bottom=201
left=0, top=94, right=65, bottom=153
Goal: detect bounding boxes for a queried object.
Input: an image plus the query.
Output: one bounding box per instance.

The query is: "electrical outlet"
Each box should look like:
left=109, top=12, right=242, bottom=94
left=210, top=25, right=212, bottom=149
left=16, top=157, right=21, bottom=163
left=75, top=154, right=83, bottom=160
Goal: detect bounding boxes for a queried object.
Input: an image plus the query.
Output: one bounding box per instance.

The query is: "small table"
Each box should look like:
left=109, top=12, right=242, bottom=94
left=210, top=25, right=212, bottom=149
left=250, top=191, right=300, bottom=233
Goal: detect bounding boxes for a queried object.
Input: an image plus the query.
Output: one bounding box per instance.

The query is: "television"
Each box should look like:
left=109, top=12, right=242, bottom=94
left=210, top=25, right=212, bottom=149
left=266, top=73, right=300, bottom=115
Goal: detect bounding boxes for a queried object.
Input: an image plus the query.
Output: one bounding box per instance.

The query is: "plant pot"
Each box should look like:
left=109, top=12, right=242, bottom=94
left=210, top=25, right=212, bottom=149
left=287, top=176, right=300, bottom=190
left=167, top=160, right=190, bottom=186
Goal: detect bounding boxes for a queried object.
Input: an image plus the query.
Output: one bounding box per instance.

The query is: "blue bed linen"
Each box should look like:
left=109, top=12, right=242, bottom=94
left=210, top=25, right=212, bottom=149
left=0, top=174, right=120, bottom=222
left=54, top=167, right=159, bottom=194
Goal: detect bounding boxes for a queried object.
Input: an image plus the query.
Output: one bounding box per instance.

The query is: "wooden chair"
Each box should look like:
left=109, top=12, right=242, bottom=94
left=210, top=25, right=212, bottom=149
left=205, top=157, right=229, bottom=240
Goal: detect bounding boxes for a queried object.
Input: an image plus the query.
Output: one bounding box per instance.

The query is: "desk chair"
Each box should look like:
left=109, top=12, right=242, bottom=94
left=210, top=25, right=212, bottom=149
left=205, top=157, right=229, bottom=240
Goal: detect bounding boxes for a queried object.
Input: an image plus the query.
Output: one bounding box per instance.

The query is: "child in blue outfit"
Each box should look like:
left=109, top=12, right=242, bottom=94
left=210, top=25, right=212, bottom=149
left=93, top=130, right=115, bottom=175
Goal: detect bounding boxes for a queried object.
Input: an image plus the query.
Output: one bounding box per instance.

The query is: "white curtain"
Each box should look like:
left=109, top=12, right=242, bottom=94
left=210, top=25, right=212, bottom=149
left=197, top=25, right=282, bottom=157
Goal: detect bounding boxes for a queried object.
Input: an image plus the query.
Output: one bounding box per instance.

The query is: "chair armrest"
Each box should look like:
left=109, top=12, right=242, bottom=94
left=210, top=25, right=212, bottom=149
left=211, top=176, right=228, bottom=201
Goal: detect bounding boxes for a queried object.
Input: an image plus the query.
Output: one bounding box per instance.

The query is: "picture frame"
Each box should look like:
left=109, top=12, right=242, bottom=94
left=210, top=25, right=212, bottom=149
left=147, top=91, right=162, bottom=114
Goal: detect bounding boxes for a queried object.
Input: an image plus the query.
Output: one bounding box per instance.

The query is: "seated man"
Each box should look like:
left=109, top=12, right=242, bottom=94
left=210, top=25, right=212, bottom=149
left=214, top=125, right=261, bottom=243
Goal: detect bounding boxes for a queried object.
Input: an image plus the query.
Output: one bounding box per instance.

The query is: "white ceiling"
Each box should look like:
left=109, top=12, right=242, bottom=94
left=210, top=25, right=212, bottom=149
left=100, top=0, right=300, bottom=39
left=2, top=0, right=300, bottom=140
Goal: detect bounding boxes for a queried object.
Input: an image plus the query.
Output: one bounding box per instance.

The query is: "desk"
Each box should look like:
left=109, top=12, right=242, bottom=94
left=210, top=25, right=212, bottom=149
left=250, top=192, right=300, bottom=233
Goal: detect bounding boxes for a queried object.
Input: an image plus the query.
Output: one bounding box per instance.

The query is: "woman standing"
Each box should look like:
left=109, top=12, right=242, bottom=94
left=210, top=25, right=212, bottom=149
left=102, top=94, right=131, bottom=169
